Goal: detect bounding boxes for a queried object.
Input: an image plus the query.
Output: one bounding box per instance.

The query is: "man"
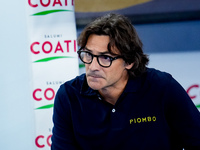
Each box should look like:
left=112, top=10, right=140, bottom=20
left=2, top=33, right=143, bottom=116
left=51, top=13, right=200, bottom=150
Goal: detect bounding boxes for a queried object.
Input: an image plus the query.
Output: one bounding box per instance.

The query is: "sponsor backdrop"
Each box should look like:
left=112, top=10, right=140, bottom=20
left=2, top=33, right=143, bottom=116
left=26, top=0, right=78, bottom=149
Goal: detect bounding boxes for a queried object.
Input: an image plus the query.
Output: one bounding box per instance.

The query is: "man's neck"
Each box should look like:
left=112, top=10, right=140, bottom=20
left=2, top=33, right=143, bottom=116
left=98, top=76, right=129, bottom=105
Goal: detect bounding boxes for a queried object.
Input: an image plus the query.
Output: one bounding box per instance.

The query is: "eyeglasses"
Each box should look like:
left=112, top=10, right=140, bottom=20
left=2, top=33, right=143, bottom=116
left=77, top=50, right=122, bottom=68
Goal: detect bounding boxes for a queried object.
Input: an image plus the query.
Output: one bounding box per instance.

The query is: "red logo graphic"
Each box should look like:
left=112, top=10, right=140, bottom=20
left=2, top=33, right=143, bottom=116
left=35, top=134, right=52, bottom=148
left=30, top=40, right=77, bottom=55
left=186, top=84, right=199, bottom=100
left=33, top=88, right=55, bottom=101
left=28, top=0, right=74, bottom=7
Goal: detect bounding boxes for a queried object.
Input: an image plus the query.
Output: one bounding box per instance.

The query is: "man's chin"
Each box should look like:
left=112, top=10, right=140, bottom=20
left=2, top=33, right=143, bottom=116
left=87, top=81, right=102, bottom=90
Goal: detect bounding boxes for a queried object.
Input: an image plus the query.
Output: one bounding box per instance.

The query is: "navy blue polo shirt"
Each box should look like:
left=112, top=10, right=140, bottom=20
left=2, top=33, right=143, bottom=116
left=51, top=68, right=200, bottom=150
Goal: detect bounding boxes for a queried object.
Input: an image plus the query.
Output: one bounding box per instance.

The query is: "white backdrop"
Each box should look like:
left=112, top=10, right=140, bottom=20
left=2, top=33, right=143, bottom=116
left=0, top=1, right=35, bottom=150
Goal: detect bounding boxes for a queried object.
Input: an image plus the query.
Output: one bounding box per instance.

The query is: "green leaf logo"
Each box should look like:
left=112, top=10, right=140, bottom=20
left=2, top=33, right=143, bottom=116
left=33, top=56, right=74, bottom=63
left=31, top=9, right=73, bottom=16
left=35, top=104, right=54, bottom=110
left=79, top=64, right=85, bottom=68
left=196, top=104, right=200, bottom=108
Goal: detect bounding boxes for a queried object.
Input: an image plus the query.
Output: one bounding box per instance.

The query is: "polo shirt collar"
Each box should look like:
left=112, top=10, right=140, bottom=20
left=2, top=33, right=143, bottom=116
left=123, top=76, right=143, bottom=93
left=80, top=73, right=143, bottom=96
left=80, top=75, right=97, bottom=96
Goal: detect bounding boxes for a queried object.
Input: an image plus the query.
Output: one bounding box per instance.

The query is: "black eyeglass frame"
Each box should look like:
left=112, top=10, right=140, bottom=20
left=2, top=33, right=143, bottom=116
left=77, top=50, right=122, bottom=68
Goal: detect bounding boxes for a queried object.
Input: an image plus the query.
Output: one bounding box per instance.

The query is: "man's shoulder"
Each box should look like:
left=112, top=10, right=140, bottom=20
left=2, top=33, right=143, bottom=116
left=147, top=68, right=172, bottom=80
left=145, top=68, right=173, bottom=86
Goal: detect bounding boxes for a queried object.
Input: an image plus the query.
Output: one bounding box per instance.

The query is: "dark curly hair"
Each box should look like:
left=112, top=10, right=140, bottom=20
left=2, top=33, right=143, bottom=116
left=78, top=13, right=149, bottom=77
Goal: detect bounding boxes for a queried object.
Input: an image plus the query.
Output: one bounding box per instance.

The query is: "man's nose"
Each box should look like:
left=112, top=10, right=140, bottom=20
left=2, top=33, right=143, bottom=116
left=88, top=57, right=100, bottom=70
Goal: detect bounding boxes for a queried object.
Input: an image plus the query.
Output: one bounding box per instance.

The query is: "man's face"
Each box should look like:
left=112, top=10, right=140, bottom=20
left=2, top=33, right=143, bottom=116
left=84, top=34, right=133, bottom=91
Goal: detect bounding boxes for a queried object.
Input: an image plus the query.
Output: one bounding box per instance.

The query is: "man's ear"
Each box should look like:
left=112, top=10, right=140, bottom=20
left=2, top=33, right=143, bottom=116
left=125, top=62, right=134, bottom=70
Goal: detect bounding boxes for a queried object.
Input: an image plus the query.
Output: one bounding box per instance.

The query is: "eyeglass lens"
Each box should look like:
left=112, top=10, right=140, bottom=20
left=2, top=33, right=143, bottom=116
left=79, top=51, right=112, bottom=67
